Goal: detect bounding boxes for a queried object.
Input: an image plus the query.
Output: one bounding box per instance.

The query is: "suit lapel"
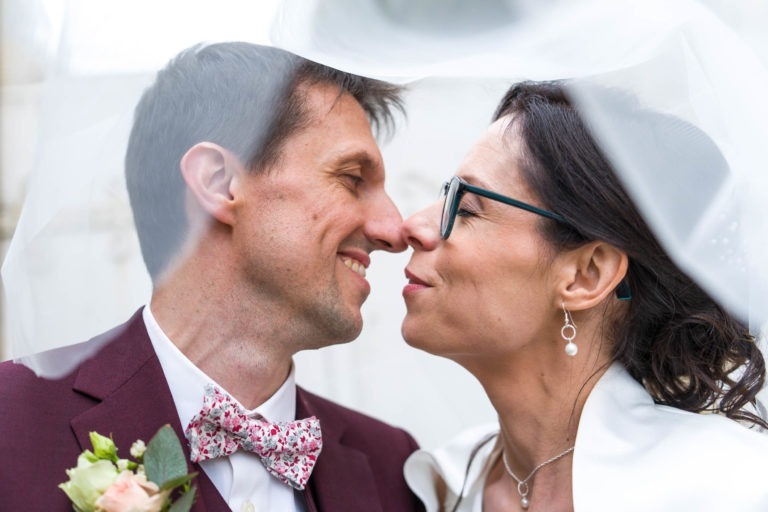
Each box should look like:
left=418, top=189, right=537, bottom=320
left=296, top=388, right=383, bottom=512
left=69, top=310, right=230, bottom=512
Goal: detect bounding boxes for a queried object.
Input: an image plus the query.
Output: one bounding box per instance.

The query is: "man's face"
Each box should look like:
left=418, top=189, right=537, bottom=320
left=230, top=83, right=405, bottom=348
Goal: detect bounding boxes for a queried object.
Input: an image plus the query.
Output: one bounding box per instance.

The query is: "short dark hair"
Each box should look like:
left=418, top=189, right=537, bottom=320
left=494, top=80, right=766, bottom=428
left=125, top=42, right=404, bottom=281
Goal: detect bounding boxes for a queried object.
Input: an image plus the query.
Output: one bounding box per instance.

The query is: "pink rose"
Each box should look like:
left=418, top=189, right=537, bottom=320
left=94, top=471, right=170, bottom=512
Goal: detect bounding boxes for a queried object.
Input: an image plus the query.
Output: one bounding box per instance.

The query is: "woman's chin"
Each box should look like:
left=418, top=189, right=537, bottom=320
left=401, top=322, right=428, bottom=350
left=402, top=324, right=447, bottom=356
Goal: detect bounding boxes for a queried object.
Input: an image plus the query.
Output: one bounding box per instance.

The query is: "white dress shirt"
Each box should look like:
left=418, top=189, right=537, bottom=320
left=144, top=306, right=305, bottom=512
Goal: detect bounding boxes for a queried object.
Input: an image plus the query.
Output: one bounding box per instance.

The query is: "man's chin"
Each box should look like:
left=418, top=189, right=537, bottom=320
left=308, top=306, right=363, bottom=347
left=337, top=315, right=364, bottom=343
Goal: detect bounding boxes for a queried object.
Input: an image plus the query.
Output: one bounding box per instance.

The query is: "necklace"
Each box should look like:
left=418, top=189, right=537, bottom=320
left=501, top=445, right=574, bottom=510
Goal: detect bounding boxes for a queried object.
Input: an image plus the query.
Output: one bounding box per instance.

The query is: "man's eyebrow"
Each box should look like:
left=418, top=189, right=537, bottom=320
left=329, top=149, right=380, bottom=169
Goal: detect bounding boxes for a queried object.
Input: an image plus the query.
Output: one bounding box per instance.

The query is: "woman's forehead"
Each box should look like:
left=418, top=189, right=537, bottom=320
left=458, top=119, right=529, bottom=191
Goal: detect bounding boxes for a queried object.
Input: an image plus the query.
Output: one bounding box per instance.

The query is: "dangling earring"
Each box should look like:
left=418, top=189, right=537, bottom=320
left=561, top=303, right=578, bottom=356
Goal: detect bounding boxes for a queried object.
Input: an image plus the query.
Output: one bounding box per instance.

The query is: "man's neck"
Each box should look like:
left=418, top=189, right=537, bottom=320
left=149, top=280, right=297, bottom=410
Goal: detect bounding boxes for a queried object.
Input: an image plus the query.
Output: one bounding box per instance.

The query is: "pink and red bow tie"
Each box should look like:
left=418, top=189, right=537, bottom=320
left=185, top=385, right=322, bottom=490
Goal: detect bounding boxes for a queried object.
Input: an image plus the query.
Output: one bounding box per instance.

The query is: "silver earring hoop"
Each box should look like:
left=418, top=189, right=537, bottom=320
left=561, top=303, right=578, bottom=357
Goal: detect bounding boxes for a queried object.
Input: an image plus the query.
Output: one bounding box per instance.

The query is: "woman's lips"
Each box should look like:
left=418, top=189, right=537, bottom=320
left=403, top=268, right=431, bottom=296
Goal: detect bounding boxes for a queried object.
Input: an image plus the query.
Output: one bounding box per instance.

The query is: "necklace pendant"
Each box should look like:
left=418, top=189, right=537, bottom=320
left=502, top=445, right=575, bottom=511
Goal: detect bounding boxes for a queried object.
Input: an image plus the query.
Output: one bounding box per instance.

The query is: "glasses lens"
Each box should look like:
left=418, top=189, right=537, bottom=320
left=439, top=181, right=449, bottom=198
left=440, top=177, right=460, bottom=239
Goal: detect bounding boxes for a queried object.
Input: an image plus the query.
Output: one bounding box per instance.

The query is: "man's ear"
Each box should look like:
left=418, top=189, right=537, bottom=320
left=555, top=241, right=628, bottom=310
left=179, top=142, right=238, bottom=226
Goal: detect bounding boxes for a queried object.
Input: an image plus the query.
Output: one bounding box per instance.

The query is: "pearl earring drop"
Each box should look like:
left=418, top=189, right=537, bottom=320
left=561, top=303, right=578, bottom=356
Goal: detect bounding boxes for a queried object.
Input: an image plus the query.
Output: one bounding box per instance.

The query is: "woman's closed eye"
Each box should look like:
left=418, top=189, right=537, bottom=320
left=457, top=197, right=481, bottom=218
left=457, top=207, right=478, bottom=217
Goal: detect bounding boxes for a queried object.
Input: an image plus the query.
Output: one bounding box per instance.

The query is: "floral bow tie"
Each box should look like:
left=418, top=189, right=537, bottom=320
left=185, top=385, right=322, bottom=490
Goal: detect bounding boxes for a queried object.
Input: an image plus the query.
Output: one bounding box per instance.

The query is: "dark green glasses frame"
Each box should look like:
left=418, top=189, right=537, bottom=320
left=439, top=176, right=631, bottom=300
left=439, top=176, right=568, bottom=240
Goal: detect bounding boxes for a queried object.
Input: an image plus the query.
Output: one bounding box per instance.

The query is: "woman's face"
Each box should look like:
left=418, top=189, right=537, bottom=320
left=401, top=117, right=561, bottom=359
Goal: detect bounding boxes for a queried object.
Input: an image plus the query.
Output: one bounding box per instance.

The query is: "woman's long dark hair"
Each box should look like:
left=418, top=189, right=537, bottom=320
left=494, top=81, right=767, bottom=428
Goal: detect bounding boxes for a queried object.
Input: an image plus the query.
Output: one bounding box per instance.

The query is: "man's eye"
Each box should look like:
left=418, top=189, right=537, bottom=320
left=457, top=208, right=477, bottom=217
left=341, top=174, right=364, bottom=188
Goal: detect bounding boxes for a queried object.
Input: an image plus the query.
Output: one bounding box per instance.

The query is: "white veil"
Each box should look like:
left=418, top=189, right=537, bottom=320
left=3, top=0, right=768, bottom=444
left=271, top=0, right=768, bottom=331
left=2, top=0, right=283, bottom=374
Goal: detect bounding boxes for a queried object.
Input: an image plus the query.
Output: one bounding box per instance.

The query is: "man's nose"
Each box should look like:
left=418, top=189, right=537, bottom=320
left=365, top=192, right=407, bottom=253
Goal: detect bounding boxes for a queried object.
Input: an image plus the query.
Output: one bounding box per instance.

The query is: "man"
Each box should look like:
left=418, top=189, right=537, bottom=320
left=0, top=42, right=423, bottom=511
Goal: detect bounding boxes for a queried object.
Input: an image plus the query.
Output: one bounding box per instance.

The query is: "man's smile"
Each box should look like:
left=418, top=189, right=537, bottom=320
left=340, top=255, right=367, bottom=278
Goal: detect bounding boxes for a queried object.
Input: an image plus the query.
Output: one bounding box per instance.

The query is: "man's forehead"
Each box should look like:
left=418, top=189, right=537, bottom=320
left=294, top=84, right=377, bottom=137
left=297, top=82, right=365, bottom=122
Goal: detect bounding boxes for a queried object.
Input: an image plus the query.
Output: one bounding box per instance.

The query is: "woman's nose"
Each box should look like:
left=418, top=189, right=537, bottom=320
left=401, top=201, right=442, bottom=251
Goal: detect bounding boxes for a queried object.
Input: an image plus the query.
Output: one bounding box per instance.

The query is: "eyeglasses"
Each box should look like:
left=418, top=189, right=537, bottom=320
left=439, top=176, right=569, bottom=240
left=439, top=176, right=632, bottom=300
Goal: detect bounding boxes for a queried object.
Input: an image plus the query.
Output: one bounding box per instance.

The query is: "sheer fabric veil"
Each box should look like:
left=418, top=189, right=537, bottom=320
left=4, top=0, right=768, bottom=410
left=2, top=0, right=283, bottom=375
left=271, top=0, right=768, bottom=335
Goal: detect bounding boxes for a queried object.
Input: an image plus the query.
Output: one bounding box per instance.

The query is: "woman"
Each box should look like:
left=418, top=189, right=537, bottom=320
left=401, top=81, right=768, bottom=511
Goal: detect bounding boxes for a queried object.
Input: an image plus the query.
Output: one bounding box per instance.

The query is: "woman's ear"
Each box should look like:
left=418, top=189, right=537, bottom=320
left=555, top=241, right=628, bottom=310
left=179, top=142, right=238, bottom=226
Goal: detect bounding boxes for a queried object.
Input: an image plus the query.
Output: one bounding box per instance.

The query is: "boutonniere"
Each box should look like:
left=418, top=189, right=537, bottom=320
left=59, top=425, right=197, bottom=512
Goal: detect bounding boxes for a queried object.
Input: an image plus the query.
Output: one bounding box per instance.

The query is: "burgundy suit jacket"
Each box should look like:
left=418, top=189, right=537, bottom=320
left=0, top=309, right=424, bottom=511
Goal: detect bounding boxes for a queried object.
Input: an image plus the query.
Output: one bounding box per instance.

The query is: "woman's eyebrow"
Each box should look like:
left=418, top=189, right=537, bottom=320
left=458, top=173, right=494, bottom=190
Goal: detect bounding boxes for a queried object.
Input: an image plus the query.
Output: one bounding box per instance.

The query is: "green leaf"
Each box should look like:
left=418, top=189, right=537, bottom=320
left=143, top=425, right=188, bottom=488
left=168, top=487, right=197, bottom=512
left=160, top=472, right=198, bottom=491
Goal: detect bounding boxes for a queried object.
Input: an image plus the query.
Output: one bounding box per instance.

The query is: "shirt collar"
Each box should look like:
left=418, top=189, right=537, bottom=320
left=143, top=305, right=297, bottom=430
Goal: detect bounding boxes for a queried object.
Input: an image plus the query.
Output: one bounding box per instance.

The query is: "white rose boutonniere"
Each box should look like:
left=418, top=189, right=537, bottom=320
left=60, top=425, right=197, bottom=512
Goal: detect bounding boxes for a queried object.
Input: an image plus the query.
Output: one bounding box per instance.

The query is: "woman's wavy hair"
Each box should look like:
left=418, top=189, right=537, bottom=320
left=494, top=80, right=767, bottom=428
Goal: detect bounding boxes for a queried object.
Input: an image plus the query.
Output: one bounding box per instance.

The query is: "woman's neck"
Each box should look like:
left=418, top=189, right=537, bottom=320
left=457, top=336, right=612, bottom=511
left=488, top=360, right=587, bottom=466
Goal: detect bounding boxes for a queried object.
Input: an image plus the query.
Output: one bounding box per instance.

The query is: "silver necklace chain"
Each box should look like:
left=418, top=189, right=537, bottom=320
left=501, top=445, right=574, bottom=510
